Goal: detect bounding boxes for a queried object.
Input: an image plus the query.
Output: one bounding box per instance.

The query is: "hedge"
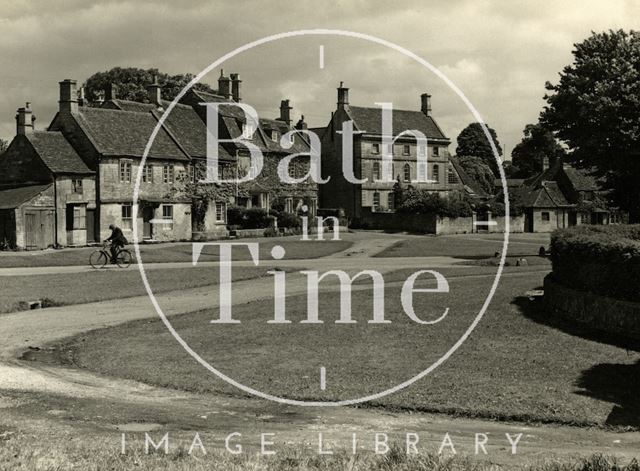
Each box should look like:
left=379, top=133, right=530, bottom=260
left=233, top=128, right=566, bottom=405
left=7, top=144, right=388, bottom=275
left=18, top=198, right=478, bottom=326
left=550, top=225, right=640, bottom=302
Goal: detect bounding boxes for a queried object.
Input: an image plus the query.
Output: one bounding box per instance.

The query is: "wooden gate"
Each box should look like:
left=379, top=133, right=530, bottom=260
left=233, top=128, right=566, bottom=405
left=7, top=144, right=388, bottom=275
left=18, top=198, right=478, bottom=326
left=24, top=209, right=54, bottom=249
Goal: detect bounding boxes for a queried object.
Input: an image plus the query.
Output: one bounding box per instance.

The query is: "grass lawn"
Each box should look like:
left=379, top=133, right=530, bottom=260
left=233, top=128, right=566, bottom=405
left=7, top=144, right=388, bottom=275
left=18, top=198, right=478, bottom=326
left=0, top=266, right=275, bottom=313
left=0, top=429, right=634, bottom=471
left=0, top=238, right=352, bottom=268
left=376, top=234, right=550, bottom=259
left=34, top=265, right=640, bottom=428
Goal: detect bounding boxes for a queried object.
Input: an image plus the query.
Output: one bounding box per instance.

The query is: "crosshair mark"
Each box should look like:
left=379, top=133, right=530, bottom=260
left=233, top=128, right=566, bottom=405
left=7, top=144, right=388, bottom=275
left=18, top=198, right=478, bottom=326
left=319, top=45, right=324, bottom=69
left=320, top=366, right=326, bottom=391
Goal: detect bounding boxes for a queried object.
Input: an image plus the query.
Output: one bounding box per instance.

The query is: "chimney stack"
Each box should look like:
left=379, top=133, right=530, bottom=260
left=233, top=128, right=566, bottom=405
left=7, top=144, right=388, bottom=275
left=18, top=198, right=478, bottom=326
left=218, top=70, right=231, bottom=99
left=59, top=79, right=78, bottom=113
left=295, top=115, right=308, bottom=131
left=77, top=87, right=86, bottom=107
left=279, top=99, right=292, bottom=125
left=337, top=82, right=349, bottom=108
left=104, top=83, right=118, bottom=101
left=147, top=75, right=161, bottom=106
left=230, top=73, right=241, bottom=102
left=421, top=93, right=431, bottom=116
left=16, top=102, right=35, bottom=135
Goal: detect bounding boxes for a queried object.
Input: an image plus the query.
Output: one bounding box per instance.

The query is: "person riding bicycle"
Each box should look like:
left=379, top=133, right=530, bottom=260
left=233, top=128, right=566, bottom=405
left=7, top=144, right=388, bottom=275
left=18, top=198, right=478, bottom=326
left=104, top=224, right=128, bottom=264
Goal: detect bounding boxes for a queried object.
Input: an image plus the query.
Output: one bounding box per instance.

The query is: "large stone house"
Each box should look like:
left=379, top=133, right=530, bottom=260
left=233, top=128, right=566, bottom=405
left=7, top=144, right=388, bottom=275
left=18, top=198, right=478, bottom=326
left=0, top=73, right=317, bottom=249
left=319, top=83, right=477, bottom=224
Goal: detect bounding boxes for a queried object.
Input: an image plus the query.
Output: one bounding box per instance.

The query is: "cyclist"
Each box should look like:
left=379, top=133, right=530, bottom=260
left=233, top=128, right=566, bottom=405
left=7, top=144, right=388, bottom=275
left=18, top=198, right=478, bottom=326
left=104, top=224, right=128, bottom=264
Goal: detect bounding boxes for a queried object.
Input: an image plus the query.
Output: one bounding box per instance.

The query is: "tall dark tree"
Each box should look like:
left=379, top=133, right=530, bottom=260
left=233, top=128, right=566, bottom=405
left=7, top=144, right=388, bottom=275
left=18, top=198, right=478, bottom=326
left=511, top=123, right=566, bottom=177
left=456, top=156, right=495, bottom=195
left=83, top=67, right=216, bottom=105
left=541, top=29, right=640, bottom=221
left=0, top=138, right=8, bottom=155
left=455, top=122, right=503, bottom=176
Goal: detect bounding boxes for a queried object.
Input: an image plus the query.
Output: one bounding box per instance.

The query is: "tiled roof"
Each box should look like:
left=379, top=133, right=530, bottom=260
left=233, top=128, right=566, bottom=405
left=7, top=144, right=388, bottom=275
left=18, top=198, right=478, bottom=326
left=75, top=107, right=188, bottom=160
left=0, top=184, right=52, bottom=209
left=27, top=131, right=93, bottom=174
left=346, top=106, right=448, bottom=140
left=103, top=99, right=233, bottom=161
left=259, top=118, right=311, bottom=154
left=523, top=181, right=570, bottom=208
left=493, top=178, right=525, bottom=188
left=563, top=166, right=600, bottom=191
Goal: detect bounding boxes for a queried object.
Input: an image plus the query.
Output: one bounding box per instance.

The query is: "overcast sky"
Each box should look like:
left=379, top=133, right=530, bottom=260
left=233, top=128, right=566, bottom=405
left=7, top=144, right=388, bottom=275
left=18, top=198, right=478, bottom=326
left=0, top=0, right=637, bottom=156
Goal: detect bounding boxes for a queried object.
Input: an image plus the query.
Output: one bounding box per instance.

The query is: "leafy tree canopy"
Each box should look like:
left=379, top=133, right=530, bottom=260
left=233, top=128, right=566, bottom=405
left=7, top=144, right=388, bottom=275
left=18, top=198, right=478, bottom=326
left=0, top=138, right=8, bottom=155
left=83, top=67, right=216, bottom=105
left=456, top=155, right=495, bottom=195
left=455, top=122, right=503, bottom=176
left=540, top=29, right=640, bottom=220
left=511, top=123, right=566, bottom=178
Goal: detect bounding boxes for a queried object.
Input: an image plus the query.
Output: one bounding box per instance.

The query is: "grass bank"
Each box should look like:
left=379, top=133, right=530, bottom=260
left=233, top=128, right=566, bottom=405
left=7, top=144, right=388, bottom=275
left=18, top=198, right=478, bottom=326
left=32, top=266, right=640, bottom=428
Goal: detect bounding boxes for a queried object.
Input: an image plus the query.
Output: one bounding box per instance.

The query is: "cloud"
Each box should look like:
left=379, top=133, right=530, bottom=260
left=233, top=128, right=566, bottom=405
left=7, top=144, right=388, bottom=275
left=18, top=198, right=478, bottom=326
left=0, top=0, right=636, bottom=156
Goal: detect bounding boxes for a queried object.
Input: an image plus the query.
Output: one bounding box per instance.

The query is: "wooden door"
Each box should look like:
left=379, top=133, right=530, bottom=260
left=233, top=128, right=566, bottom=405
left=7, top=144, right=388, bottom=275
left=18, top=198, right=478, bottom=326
left=25, top=212, right=37, bottom=249
left=86, top=209, right=96, bottom=242
left=142, top=206, right=154, bottom=239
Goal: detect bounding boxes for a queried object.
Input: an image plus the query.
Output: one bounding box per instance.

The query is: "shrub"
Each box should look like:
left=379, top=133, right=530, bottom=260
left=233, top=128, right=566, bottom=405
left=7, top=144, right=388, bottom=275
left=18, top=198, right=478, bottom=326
left=550, top=224, right=640, bottom=302
left=397, top=189, right=474, bottom=218
left=277, top=211, right=302, bottom=229
left=225, top=206, right=272, bottom=229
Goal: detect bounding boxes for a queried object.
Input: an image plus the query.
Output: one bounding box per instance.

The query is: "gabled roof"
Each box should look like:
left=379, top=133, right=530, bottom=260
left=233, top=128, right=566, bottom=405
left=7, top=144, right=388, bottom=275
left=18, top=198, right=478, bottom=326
left=0, top=184, right=52, bottom=209
left=103, top=99, right=233, bottom=161
left=259, top=118, right=311, bottom=154
left=27, top=131, right=93, bottom=175
left=523, top=181, right=570, bottom=208
left=449, top=155, right=488, bottom=198
left=74, top=107, right=188, bottom=160
left=346, top=106, right=448, bottom=141
left=563, top=166, right=600, bottom=191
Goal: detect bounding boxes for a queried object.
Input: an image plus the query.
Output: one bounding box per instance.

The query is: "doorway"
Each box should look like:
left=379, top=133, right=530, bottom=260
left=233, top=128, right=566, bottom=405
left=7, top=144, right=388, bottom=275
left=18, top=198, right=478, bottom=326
left=142, top=206, right=154, bottom=240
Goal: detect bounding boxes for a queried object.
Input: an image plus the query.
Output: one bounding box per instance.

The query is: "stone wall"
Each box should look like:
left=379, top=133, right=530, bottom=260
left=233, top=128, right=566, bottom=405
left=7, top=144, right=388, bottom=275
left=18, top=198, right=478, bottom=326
left=357, top=208, right=476, bottom=235
left=489, top=215, right=525, bottom=233
left=99, top=202, right=191, bottom=243
left=544, top=274, right=640, bottom=339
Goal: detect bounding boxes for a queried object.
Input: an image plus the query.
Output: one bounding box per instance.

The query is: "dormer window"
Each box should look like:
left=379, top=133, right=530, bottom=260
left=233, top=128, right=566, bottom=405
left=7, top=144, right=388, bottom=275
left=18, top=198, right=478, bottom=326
left=433, top=146, right=440, bottom=157
left=271, top=130, right=279, bottom=142
left=242, top=122, right=255, bottom=139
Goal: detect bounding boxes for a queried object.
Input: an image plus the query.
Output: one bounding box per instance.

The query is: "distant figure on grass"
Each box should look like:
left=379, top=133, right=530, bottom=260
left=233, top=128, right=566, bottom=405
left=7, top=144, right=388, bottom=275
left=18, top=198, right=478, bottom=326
left=105, top=224, right=128, bottom=264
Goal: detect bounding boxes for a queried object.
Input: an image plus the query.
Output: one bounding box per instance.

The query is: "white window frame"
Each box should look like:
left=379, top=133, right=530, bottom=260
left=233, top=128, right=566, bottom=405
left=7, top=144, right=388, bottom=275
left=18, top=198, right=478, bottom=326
left=161, top=204, right=173, bottom=230
left=242, top=123, right=255, bottom=139
left=433, top=146, right=440, bottom=157
left=215, top=201, right=226, bottom=223
left=433, top=164, right=440, bottom=183
left=403, top=144, right=411, bottom=156
left=403, top=163, right=411, bottom=183
left=163, top=164, right=175, bottom=184
left=271, top=130, right=279, bottom=142
left=121, top=204, right=133, bottom=230
left=387, top=192, right=395, bottom=211
left=372, top=143, right=380, bottom=154
left=119, top=160, right=132, bottom=183
left=142, top=164, right=154, bottom=183
left=373, top=191, right=381, bottom=211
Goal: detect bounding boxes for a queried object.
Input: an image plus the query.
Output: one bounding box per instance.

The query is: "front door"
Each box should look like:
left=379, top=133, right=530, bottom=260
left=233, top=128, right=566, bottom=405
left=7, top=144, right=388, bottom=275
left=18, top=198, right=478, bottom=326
left=142, top=206, right=154, bottom=239
left=86, top=209, right=96, bottom=242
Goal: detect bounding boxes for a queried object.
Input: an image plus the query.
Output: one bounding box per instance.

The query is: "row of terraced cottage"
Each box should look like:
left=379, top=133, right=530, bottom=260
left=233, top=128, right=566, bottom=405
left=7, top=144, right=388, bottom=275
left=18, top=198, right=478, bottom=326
left=0, top=73, right=622, bottom=249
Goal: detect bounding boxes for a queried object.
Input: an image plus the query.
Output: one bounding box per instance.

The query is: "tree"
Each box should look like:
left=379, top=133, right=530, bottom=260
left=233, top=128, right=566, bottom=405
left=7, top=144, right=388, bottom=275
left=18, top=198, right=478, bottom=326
left=83, top=67, right=216, bottom=105
left=455, top=122, right=503, bottom=176
left=511, top=123, right=566, bottom=177
left=0, top=139, right=8, bottom=155
left=456, top=155, right=495, bottom=195
left=541, top=29, right=640, bottom=221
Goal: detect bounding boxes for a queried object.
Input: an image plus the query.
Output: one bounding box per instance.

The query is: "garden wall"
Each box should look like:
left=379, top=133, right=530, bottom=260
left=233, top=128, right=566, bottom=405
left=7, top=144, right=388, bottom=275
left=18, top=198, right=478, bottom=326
left=489, top=215, right=524, bottom=233
left=544, top=274, right=640, bottom=339
left=356, top=209, right=476, bottom=234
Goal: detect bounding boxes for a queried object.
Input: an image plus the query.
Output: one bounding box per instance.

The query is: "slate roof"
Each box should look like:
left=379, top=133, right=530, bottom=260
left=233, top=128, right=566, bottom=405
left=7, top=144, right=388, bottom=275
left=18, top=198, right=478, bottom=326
left=103, top=99, right=233, bottom=161
left=493, top=178, right=525, bottom=188
left=563, top=166, right=600, bottom=191
left=523, top=181, right=570, bottom=208
left=346, top=106, right=448, bottom=140
left=259, top=118, right=311, bottom=154
left=27, top=132, right=93, bottom=174
left=75, top=107, right=188, bottom=160
left=0, top=184, right=52, bottom=209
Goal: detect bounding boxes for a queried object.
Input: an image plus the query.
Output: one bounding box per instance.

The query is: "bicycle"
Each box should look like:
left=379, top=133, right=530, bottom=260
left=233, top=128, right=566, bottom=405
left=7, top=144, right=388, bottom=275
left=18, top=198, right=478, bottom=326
left=89, top=242, right=133, bottom=269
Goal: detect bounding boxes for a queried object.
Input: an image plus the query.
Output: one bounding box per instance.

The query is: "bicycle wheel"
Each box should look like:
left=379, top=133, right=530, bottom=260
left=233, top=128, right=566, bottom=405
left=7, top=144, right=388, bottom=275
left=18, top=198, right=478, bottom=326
left=116, top=250, right=132, bottom=268
left=89, top=250, right=108, bottom=269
